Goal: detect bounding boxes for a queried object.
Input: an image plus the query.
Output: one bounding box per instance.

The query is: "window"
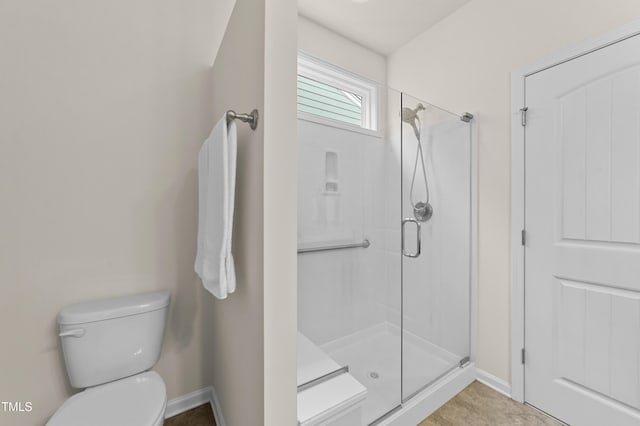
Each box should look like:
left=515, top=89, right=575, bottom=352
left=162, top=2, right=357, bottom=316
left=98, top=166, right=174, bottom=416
left=297, top=52, right=379, bottom=131
left=297, top=74, right=363, bottom=126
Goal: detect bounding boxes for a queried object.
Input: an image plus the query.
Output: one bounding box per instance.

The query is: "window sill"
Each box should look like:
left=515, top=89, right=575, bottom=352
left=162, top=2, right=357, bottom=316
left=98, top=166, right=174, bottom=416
left=297, top=112, right=384, bottom=139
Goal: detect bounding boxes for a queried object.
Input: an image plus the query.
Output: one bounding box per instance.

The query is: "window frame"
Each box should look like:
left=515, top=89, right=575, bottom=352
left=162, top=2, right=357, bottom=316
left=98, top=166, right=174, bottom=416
left=297, top=51, right=380, bottom=133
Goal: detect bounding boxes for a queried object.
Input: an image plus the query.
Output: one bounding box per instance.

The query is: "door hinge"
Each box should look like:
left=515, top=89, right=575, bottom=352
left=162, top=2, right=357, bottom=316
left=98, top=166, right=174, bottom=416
left=459, top=356, right=471, bottom=368
left=520, top=107, right=528, bottom=127
left=521, top=348, right=525, bottom=365
left=521, top=229, right=526, bottom=246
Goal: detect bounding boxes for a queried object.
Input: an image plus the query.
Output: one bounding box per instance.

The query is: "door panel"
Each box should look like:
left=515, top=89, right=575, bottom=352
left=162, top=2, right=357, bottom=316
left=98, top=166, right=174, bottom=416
left=400, top=93, right=471, bottom=400
left=525, top=33, right=640, bottom=425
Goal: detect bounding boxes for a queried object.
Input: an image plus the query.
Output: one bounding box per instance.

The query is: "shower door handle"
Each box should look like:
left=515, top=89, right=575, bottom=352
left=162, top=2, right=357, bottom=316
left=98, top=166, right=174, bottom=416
left=402, top=218, right=421, bottom=258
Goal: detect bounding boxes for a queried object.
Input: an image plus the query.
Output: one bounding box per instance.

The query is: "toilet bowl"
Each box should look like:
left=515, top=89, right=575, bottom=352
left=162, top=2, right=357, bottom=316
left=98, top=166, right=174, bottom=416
left=48, top=372, right=166, bottom=426
left=47, top=291, right=171, bottom=426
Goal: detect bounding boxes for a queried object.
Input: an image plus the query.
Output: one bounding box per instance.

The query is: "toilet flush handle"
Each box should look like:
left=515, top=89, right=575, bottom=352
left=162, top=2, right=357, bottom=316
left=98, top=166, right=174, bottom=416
left=59, top=328, right=86, bottom=338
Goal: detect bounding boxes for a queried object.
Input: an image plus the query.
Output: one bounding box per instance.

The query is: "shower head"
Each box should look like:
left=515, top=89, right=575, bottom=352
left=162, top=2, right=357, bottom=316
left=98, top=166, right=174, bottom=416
left=401, top=103, right=426, bottom=140
left=401, top=103, right=426, bottom=124
left=403, top=103, right=433, bottom=222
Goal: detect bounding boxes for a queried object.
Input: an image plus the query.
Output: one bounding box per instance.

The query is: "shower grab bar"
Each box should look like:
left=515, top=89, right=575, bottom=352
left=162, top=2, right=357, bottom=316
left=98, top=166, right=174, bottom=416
left=297, top=239, right=370, bottom=254
left=297, top=366, right=349, bottom=392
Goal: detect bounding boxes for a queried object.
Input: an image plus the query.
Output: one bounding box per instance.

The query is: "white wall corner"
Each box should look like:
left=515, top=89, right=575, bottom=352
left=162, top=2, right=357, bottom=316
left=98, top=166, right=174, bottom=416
left=211, top=0, right=237, bottom=65
left=476, top=369, right=512, bottom=399
left=510, top=70, right=526, bottom=404
left=165, top=386, right=226, bottom=426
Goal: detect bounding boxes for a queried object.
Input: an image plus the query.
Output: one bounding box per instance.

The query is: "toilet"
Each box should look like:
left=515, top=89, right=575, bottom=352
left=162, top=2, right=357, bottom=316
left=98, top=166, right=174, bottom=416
left=47, top=291, right=171, bottom=426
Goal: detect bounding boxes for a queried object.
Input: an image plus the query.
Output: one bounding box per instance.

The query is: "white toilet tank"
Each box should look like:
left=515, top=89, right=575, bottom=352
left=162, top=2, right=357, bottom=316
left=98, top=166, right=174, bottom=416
left=58, top=291, right=171, bottom=389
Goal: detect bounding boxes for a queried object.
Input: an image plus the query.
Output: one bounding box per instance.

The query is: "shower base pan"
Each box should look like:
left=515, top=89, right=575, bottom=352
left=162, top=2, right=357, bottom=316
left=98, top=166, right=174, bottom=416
left=308, top=322, right=475, bottom=425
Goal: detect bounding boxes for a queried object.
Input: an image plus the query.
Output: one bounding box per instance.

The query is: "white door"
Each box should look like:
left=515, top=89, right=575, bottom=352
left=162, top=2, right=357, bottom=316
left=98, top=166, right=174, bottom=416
left=525, top=33, right=640, bottom=425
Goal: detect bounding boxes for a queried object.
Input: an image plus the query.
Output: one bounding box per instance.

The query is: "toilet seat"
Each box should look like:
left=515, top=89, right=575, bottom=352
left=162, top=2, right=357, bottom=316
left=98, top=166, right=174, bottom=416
left=47, top=371, right=166, bottom=426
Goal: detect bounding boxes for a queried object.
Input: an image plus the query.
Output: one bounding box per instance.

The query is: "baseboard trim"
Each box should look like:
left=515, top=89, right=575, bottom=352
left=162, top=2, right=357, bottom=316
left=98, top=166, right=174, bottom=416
left=165, top=386, right=226, bottom=426
left=165, top=372, right=508, bottom=425
left=476, top=369, right=511, bottom=398
left=210, top=385, right=226, bottom=426
left=165, top=387, right=213, bottom=419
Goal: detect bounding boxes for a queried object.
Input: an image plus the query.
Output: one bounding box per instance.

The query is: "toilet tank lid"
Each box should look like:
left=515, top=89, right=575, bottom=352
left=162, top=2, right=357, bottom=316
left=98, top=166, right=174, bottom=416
left=58, top=291, right=171, bottom=325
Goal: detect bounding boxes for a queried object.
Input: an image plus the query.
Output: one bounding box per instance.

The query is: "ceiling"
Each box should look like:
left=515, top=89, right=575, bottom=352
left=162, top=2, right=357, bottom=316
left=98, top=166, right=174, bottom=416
left=298, top=0, right=471, bottom=55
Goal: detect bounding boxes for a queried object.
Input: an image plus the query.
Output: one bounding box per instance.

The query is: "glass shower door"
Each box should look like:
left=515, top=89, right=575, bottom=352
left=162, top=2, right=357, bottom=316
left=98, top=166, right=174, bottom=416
left=400, top=93, right=472, bottom=400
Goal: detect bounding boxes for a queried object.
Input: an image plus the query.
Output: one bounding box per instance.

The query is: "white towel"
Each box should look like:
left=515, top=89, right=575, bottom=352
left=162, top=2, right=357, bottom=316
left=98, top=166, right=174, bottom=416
left=223, top=121, right=237, bottom=294
left=195, top=116, right=237, bottom=299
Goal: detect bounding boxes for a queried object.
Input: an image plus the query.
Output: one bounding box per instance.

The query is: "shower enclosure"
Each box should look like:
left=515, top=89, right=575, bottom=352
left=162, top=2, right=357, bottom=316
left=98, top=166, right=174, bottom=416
left=297, top=87, right=474, bottom=425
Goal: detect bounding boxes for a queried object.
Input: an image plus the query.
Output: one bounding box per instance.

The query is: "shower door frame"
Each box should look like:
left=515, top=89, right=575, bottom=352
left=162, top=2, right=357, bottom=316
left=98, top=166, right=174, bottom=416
left=378, top=100, right=478, bottom=425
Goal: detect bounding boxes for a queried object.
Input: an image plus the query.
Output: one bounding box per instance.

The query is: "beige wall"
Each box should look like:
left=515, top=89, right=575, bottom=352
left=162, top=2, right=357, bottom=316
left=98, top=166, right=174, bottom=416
left=0, top=1, right=223, bottom=424
left=264, top=0, right=298, bottom=424
left=204, top=0, right=297, bottom=425
left=298, top=15, right=386, bottom=83
left=388, top=0, right=640, bottom=383
left=0, top=0, right=298, bottom=425
left=203, top=0, right=265, bottom=424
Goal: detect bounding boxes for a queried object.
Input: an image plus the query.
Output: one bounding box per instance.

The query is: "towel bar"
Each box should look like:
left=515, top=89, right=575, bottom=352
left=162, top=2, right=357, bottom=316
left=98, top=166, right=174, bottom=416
left=226, top=109, right=259, bottom=130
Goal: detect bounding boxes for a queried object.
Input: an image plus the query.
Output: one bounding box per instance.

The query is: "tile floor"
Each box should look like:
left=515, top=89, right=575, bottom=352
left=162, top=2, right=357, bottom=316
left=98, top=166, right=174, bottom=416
left=419, top=381, right=561, bottom=426
left=164, top=403, right=216, bottom=426
left=165, top=381, right=559, bottom=426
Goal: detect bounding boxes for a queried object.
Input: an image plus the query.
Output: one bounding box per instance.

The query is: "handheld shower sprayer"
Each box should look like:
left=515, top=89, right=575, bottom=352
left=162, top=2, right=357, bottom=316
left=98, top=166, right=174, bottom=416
left=401, top=103, right=426, bottom=140
left=401, top=103, right=433, bottom=222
